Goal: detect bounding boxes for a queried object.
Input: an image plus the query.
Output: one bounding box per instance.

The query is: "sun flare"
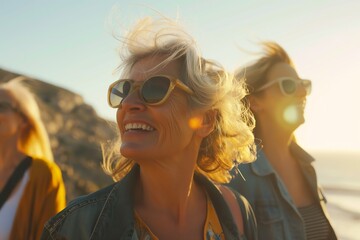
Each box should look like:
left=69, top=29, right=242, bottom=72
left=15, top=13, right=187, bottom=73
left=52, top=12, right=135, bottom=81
left=283, top=105, right=299, bottom=124
left=188, top=117, right=202, bottom=129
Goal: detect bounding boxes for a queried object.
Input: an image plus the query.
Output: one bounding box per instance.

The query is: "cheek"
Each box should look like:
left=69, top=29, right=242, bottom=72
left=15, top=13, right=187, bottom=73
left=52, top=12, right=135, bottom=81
left=161, top=97, right=192, bottom=138
left=116, top=108, right=123, bottom=134
left=0, top=117, right=19, bottom=135
left=263, top=93, right=288, bottom=110
left=276, top=97, right=295, bottom=110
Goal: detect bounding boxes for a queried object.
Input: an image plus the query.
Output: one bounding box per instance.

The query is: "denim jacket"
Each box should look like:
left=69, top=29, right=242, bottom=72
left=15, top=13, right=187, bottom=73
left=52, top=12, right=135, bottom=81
left=227, top=142, right=337, bottom=240
left=41, top=165, right=257, bottom=240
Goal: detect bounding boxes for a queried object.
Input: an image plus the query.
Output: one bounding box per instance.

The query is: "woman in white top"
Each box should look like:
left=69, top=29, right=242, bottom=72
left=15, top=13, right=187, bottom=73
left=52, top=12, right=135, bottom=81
left=0, top=77, right=66, bottom=240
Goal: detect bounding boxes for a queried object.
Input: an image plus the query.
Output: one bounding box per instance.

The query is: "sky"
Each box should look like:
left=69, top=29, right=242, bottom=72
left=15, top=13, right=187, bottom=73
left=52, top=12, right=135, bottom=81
left=0, top=0, right=359, bottom=151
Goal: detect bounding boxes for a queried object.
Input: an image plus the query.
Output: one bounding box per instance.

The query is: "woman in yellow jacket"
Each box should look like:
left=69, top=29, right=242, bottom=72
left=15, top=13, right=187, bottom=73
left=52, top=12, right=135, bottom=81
left=0, top=77, right=66, bottom=240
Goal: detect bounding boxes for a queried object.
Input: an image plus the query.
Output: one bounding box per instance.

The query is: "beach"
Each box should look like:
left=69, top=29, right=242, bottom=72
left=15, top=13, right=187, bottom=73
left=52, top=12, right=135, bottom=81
left=311, top=150, right=360, bottom=240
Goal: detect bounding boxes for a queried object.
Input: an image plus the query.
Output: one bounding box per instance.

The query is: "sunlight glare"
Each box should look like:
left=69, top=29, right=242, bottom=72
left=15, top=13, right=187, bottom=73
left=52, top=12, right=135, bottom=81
left=189, top=117, right=202, bottom=129
left=283, top=105, right=299, bottom=124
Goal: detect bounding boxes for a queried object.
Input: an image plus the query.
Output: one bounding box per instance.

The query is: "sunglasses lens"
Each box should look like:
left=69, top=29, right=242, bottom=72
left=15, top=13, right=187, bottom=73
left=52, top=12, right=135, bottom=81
left=142, top=76, right=171, bottom=103
left=281, top=79, right=297, bottom=95
left=109, top=80, right=131, bottom=107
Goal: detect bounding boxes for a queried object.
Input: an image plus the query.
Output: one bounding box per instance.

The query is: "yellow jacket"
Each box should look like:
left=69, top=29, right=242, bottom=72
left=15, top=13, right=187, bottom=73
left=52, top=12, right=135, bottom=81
left=10, top=158, right=66, bottom=240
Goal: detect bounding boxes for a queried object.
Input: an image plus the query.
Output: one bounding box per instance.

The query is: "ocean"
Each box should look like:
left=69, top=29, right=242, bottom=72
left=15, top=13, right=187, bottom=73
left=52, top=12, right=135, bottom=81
left=311, top=150, right=360, bottom=240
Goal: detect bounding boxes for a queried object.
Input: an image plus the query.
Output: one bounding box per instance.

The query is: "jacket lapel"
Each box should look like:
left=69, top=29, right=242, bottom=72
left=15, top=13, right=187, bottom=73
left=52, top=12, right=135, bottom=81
left=90, top=166, right=140, bottom=240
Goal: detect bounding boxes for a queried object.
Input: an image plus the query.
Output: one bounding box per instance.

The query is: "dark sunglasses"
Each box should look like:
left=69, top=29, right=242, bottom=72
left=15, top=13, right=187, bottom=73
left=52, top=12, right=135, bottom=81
left=0, top=102, right=18, bottom=113
left=255, top=77, right=312, bottom=96
left=108, top=75, right=194, bottom=108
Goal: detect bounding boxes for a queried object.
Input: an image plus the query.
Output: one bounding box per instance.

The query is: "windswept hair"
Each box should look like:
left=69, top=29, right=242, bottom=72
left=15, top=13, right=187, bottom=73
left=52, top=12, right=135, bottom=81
left=0, top=77, right=54, bottom=161
left=103, top=16, right=256, bottom=183
left=235, top=42, right=294, bottom=93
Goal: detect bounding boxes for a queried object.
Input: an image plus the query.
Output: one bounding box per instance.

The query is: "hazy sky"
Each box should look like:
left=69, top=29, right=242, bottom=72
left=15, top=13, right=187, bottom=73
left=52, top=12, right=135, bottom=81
left=1, top=0, right=359, bottom=151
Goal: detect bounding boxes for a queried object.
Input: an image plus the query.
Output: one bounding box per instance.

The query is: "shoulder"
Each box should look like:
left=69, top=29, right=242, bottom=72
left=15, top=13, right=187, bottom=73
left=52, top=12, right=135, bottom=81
left=30, top=158, right=62, bottom=175
left=28, top=158, right=63, bottom=185
left=228, top=163, right=258, bottom=191
left=219, top=185, right=258, bottom=239
left=230, top=163, right=253, bottom=178
left=218, top=185, right=252, bottom=215
left=226, top=187, right=255, bottom=221
left=67, top=182, right=116, bottom=207
left=43, top=183, right=117, bottom=236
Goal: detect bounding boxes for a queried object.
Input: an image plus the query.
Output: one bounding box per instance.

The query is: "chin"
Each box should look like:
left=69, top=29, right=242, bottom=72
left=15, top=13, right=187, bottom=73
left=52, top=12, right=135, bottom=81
left=282, top=105, right=306, bottom=127
left=120, top=143, right=151, bottom=160
left=288, top=118, right=305, bottom=132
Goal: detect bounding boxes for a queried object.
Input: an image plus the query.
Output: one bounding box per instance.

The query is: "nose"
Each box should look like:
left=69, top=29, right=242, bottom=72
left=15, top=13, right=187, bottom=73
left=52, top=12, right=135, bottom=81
left=120, top=89, right=146, bottom=111
left=296, top=81, right=307, bottom=97
left=116, top=90, right=146, bottom=130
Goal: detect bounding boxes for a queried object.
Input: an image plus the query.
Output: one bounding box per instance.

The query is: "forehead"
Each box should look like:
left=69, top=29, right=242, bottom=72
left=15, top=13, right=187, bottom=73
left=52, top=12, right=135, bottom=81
left=130, top=55, right=181, bottom=81
left=0, top=89, right=16, bottom=103
left=266, top=62, right=299, bottom=81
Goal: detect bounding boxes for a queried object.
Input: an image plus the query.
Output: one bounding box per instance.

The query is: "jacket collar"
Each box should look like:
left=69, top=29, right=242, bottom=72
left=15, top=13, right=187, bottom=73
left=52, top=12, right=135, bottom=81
left=91, top=165, right=139, bottom=240
left=91, top=165, right=239, bottom=240
left=250, top=148, right=275, bottom=176
left=250, top=141, right=315, bottom=176
left=289, top=141, right=315, bottom=165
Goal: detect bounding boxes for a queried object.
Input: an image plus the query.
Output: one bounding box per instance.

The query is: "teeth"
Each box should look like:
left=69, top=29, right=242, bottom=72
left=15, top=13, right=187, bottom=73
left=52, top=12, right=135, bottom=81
left=124, top=123, right=154, bottom=131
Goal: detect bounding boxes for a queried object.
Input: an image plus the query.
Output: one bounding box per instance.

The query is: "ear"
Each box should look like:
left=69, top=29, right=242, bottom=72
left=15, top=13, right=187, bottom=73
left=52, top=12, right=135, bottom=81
left=17, top=116, right=30, bottom=143
left=247, top=95, right=263, bottom=113
left=17, top=114, right=30, bottom=132
left=195, top=109, right=217, bottom=138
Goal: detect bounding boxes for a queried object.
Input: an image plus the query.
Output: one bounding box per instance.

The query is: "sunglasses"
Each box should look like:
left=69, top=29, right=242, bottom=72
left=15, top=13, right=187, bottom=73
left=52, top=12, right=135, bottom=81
left=108, top=75, right=194, bottom=108
left=255, top=77, right=312, bottom=96
left=0, top=102, right=17, bottom=113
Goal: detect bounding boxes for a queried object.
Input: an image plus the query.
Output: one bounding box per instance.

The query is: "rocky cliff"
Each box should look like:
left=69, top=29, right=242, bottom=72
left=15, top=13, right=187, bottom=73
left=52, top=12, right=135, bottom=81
left=0, top=68, right=116, bottom=202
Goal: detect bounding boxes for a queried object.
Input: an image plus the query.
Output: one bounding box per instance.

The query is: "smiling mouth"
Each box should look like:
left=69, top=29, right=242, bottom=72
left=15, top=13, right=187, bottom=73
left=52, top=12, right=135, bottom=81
left=297, top=101, right=306, bottom=109
left=124, top=123, right=155, bottom=132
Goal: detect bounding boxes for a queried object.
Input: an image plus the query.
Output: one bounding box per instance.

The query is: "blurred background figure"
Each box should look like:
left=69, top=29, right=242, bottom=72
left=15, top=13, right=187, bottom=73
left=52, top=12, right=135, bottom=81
left=0, top=77, right=66, bottom=240
left=41, top=16, right=257, bottom=240
left=228, top=42, right=337, bottom=239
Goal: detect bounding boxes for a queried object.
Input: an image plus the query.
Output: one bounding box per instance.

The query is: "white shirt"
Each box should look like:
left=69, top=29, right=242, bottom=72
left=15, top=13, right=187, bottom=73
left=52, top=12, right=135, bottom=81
left=0, top=170, right=29, bottom=240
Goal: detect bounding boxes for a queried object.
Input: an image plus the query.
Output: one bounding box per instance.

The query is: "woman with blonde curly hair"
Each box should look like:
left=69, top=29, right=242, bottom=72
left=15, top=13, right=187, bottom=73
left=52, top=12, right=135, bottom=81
left=41, top=16, right=257, bottom=240
left=0, top=77, right=66, bottom=240
left=228, top=42, right=337, bottom=239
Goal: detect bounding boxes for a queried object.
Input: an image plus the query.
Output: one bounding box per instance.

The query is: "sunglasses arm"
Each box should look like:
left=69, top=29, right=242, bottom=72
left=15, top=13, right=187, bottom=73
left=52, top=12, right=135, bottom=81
left=254, top=81, right=277, bottom=93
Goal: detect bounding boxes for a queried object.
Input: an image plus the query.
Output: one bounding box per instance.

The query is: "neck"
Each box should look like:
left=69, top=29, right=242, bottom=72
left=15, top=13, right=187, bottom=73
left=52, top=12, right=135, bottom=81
left=255, top=121, right=295, bottom=164
left=0, top=137, right=27, bottom=189
left=135, top=157, right=203, bottom=224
